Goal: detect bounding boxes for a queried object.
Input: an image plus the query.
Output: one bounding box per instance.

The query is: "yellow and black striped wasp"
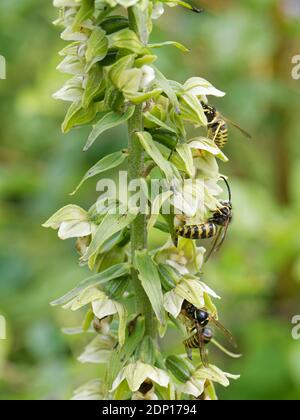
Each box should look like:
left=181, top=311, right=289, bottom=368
left=201, top=101, right=251, bottom=149
left=176, top=177, right=232, bottom=261
left=181, top=301, right=237, bottom=367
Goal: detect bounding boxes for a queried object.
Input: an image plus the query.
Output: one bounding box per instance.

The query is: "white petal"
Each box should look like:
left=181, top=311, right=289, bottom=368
left=58, top=220, right=93, bottom=239
left=152, top=3, right=165, bottom=19
left=179, top=377, right=206, bottom=398
left=163, top=290, right=184, bottom=318
left=140, top=65, right=155, bottom=89
left=198, top=281, right=221, bottom=299
left=184, top=77, right=226, bottom=97
left=92, top=299, right=118, bottom=319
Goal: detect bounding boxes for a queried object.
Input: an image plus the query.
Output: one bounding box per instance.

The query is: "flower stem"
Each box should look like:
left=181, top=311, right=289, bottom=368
left=127, top=11, right=155, bottom=338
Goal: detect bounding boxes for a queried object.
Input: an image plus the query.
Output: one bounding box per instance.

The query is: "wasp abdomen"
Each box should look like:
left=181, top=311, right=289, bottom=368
left=184, top=334, right=199, bottom=349
left=208, top=120, right=228, bottom=149
left=176, top=222, right=217, bottom=240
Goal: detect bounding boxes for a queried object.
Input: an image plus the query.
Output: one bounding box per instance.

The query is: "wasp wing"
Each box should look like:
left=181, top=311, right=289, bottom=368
left=210, top=317, right=237, bottom=349
left=196, top=324, right=209, bottom=368
left=205, top=227, right=222, bottom=262
left=224, top=117, right=251, bottom=139
left=214, top=218, right=231, bottom=254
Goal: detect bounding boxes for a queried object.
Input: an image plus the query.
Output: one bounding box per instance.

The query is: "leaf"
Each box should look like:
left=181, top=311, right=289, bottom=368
left=144, top=112, right=177, bottom=133
left=109, top=54, right=136, bottom=86
left=188, top=137, right=228, bottom=162
left=148, top=191, right=173, bottom=230
left=128, top=2, right=150, bottom=44
left=65, top=287, right=105, bottom=311
left=85, top=28, right=108, bottom=69
left=154, top=67, right=180, bottom=113
left=71, top=150, right=128, bottom=195
left=50, top=263, right=131, bottom=306
left=149, top=41, right=189, bottom=52
left=82, top=208, right=139, bottom=261
left=179, top=93, right=207, bottom=126
left=107, top=317, right=145, bottom=389
left=135, top=250, right=166, bottom=325
left=108, top=28, right=147, bottom=54
left=174, top=143, right=195, bottom=177
left=136, top=131, right=179, bottom=181
left=72, top=0, right=94, bottom=31
left=82, top=67, right=104, bottom=108
left=62, top=100, right=98, bottom=133
left=125, top=88, right=163, bottom=104
left=84, top=106, right=135, bottom=151
left=115, top=302, right=127, bottom=347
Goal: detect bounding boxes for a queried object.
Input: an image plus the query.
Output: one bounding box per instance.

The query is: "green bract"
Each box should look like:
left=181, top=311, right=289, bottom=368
left=46, top=0, right=240, bottom=400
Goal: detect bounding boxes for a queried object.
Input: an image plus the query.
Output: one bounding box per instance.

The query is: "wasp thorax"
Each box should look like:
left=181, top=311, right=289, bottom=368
left=196, top=310, right=209, bottom=325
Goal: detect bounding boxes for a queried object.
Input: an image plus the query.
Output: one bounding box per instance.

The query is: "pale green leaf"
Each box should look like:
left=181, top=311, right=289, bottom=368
left=82, top=67, right=104, bottom=108
left=179, top=93, right=207, bottom=126
left=82, top=208, right=139, bottom=260
left=149, top=41, right=189, bottom=52
left=174, top=143, right=195, bottom=177
left=85, top=28, right=108, bottom=68
left=108, top=28, right=147, bottom=54
left=50, top=263, right=131, bottom=306
left=136, top=131, right=179, bottom=181
left=72, top=0, right=94, bottom=31
left=71, top=150, right=128, bottom=195
left=84, top=106, right=135, bottom=151
left=125, top=88, right=163, bottom=104
left=135, top=250, right=166, bottom=325
left=153, top=67, right=180, bottom=113
left=144, top=112, right=177, bottom=133
left=62, top=100, right=98, bottom=133
left=148, top=191, right=173, bottom=230
left=115, top=302, right=127, bottom=347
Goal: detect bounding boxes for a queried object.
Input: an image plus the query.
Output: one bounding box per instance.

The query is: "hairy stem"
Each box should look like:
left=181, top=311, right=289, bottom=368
left=127, top=12, right=155, bottom=338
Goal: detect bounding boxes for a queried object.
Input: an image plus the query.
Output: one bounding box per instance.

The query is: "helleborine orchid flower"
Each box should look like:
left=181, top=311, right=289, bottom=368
left=179, top=364, right=240, bottom=398
left=71, top=379, right=106, bottom=401
left=155, top=238, right=206, bottom=276
left=183, top=77, right=226, bottom=98
left=42, top=204, right=97, bottom=240
left=132, top=388, right=158, bottom=400
left=111, top=361, right=170, bottom=393
left=163, top=276, right=220, bottom=318
left=78, top=334, right=116, bottom=364
left=62, top=286, right=127, bottom=347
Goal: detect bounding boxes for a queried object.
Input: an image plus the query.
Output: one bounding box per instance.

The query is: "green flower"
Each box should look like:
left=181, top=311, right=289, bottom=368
left=163, top=275, right=220, bottom=318
left=179, top=364, right=240, bottom=398
left=43, top=205, right=97, bottom=240
left=111, top=361, right=170, bottom=393
left=155, top=238, right=206, bottom=276
left=72, top=379, right=106, bottom=401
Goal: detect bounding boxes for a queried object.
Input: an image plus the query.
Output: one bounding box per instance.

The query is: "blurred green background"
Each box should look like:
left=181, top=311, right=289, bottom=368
left=0, top=0, right=300, bottom=400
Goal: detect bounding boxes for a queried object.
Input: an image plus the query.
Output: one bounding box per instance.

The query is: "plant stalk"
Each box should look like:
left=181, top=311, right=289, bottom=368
left=127, top=11, right=155, bottom=338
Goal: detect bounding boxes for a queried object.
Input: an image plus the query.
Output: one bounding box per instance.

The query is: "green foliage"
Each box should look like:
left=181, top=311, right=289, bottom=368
left=1, top=0, right=300, bottom=401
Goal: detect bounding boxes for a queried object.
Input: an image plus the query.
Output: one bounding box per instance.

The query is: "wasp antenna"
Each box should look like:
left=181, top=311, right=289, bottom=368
left=220, top=176, right=232, bottom=202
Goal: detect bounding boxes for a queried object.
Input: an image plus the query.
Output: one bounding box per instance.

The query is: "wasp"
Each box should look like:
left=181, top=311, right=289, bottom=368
left=201, top=101, right=251, bottom=149
left=175, top=177, right=232, bottom=261
left=181, top=301, right=237, bottom=367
